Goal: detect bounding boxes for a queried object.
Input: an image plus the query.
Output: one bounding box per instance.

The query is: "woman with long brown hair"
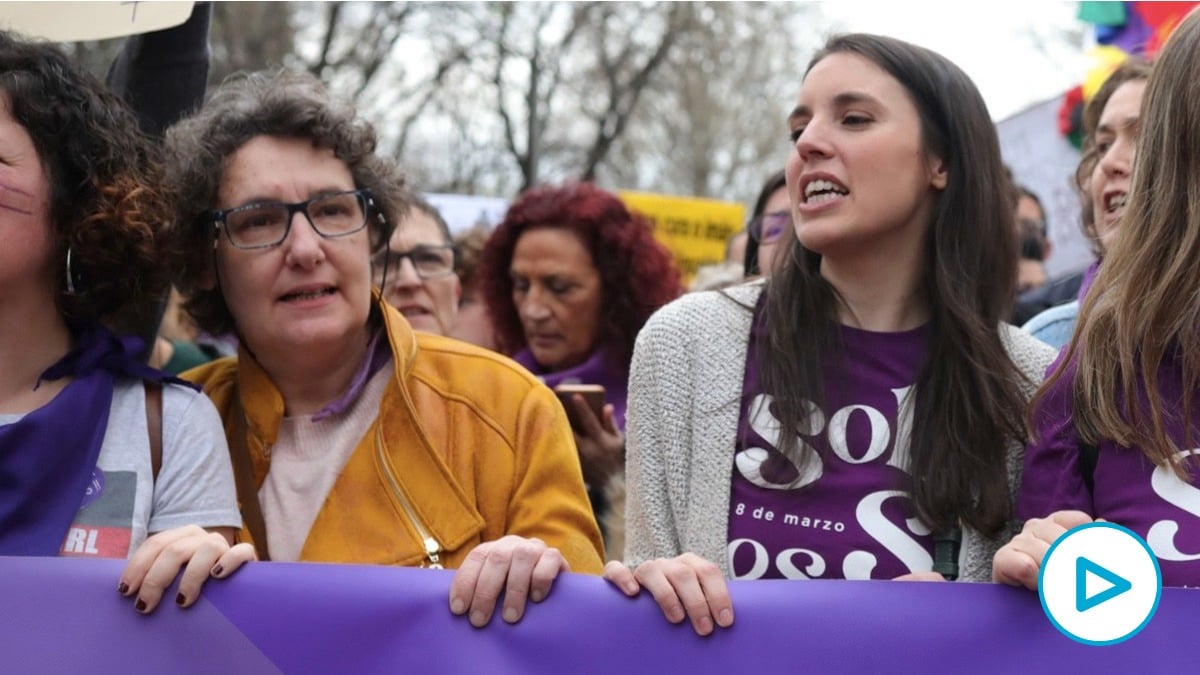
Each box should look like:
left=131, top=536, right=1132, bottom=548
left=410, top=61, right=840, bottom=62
left=604, top=32, right=1055, bottom=635
left=996, top=7, right=1200, bottom=590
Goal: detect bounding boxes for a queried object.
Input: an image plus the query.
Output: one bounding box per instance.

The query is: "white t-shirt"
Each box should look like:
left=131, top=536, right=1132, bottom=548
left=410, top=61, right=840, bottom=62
left=0, top=378, right=243, bottom=558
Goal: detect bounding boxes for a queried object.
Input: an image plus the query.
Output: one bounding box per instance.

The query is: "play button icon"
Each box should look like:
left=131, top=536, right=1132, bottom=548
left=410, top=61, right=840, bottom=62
left=1039, top=522, right=1162, bottom=645
left=1076, top=556, right=1132, bottom=612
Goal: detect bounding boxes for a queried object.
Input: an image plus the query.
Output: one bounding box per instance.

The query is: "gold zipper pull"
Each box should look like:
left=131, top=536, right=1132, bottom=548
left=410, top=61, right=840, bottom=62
left=424, top=536, right=443, bottom=569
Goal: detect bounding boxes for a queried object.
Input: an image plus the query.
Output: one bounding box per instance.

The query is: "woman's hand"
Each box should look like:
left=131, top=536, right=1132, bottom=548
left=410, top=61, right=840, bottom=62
left=570, top=399, right=625, bottom=486
left=603, top=554, right=734, bottom=636
left=893, top=571, right=948, bottom=581
left=993, top=510, right=1094, bottom=590
left=117, top=525, right=255, bottom=613
left=448, top=535, right=569, bottom=627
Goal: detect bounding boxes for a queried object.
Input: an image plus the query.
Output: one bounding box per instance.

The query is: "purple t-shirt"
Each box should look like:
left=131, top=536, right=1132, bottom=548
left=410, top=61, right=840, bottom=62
left=1019, top=350, right=1200, bottom=587
left=727, top=307, right=933, bottom=580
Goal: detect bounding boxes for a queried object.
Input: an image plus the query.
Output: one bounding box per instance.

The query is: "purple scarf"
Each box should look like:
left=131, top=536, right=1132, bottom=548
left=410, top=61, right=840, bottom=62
left=514, top=348, right=629, bottom=431
left=0, top=323, right=190, bottom=556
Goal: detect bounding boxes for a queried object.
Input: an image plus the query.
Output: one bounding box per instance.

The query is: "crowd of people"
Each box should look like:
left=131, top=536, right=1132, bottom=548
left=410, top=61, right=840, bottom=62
left=5, top=1, right=1200, bottom=642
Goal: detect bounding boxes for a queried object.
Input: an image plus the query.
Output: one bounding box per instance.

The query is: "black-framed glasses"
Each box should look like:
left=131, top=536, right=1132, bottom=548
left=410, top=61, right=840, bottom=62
left=372, top=244, right=458, bottom=282
left=749, top=210, right=791, bottom=244
left=208, top=189, right=374, bottom=250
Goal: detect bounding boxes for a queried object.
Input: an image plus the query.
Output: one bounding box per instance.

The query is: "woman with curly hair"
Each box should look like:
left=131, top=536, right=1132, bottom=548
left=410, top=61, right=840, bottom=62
left=478, top=183, right=684, bottom=547
left=0, top=30, right=243, bottom=611
left=160, top=69, right=603, bottom=627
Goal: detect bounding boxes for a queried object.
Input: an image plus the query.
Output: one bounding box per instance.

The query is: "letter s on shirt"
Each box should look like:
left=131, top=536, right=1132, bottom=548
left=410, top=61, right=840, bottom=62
left=1146, top=449, right=1200, bottom=561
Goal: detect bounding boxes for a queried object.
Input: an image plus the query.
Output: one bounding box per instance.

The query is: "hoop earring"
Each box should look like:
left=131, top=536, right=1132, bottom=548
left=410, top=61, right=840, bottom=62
left=65, top=247, right=77, bottom=295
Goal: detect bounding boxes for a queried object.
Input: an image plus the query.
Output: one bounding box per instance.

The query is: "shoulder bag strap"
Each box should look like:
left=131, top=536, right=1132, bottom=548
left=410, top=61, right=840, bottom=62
left=227, top=393, right=272, bottom=561
left=144, top=381, right=163, bottom=482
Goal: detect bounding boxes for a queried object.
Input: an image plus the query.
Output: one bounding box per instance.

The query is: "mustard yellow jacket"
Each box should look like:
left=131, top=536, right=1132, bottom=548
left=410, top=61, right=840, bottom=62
left=184, top=301, right=605, bottom=574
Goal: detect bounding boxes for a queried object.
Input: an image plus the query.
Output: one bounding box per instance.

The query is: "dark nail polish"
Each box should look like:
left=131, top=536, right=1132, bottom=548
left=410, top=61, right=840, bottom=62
left=211, top=564, right=224, bottom=577
left=135, top=599, right=147, bottom=613
left=117, top=582, right=129, bottom=595
left=175, top=593, right=186, bottom=606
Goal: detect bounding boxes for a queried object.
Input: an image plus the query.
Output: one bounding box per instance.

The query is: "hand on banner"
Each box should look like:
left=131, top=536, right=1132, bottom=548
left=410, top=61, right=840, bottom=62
left=893, top=571, right=948, bottom=581
left=570, top=399, right=625, bottom=487
left=118, top=525, right=255, bottom=613
left=603, top=554, right=734, bottom=637
left=449, top=536, right=569, bottom=627
left=993, top=510, right=1095, bottom=589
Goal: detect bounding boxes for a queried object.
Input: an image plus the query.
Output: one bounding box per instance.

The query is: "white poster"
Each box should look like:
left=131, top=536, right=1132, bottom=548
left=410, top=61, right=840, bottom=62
left=425, top=193, right=509, bottom=235
left=997, top=95, right=1092, bottom=279
left=0, top=2, right=194, bottom=42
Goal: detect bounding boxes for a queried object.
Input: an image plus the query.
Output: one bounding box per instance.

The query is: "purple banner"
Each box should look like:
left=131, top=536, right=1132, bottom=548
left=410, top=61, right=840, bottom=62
left=0, top=556, right=1195, bottom=674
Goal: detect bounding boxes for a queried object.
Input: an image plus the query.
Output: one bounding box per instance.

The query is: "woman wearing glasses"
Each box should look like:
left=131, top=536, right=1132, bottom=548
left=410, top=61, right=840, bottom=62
left=375, top=196, right=462, bottom=336
left=477, top=183, right=683, bottom=554
left=744, top=170, right=791, bottom=278
left=156, top=70, right=604, bottom=627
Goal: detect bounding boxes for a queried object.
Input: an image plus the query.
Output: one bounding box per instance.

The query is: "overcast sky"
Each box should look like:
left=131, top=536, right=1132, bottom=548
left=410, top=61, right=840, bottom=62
left=813, top=1, right=1093, bottom=120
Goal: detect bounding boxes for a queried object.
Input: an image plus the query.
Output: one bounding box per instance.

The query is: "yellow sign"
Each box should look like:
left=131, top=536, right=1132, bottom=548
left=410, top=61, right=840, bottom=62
left=618, top=191, right=745, bottom=283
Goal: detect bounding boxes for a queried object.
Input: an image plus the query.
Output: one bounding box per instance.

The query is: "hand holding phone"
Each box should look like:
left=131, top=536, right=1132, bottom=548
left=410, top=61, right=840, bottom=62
left=554, top=383, right=606, bottom=431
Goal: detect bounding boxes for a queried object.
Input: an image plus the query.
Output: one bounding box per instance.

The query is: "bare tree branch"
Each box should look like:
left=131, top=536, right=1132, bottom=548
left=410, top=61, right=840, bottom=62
left=310, top=1, right=343, bottom=77
left=582, top=4, right=687, bottom=180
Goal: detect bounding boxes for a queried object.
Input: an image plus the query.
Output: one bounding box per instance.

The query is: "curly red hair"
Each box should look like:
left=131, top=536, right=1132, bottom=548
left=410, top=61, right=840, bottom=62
left=479, top=182, right=682, bottom=368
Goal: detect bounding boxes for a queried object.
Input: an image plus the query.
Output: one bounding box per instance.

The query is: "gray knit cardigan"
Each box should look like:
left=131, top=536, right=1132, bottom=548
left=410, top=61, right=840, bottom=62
left=623, top=280, right=1057, bottom=582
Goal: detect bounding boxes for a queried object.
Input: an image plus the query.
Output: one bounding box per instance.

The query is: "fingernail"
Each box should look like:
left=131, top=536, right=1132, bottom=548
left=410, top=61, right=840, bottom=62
left=719, top=608, right=733, bottom=626
left=503, top=607, right=519, bottom=623
left=117, top=582, right=129, bottom=595
left=210, top=564, right=224, bottom=577
left=530, top=589, right=545, bottom=603
left=175, top=593, right=186, bottom=606
left=450, top=598, right=465, bottom=615
left=135, top=599, right=147, bottom=613
left=470, top=610, right=486, bottom=626
left=624, top=581, right=639, bottom=595
left=697, top=616, right=713, bottom=635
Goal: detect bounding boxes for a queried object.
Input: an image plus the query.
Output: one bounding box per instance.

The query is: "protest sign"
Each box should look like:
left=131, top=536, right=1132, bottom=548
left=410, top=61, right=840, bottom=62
left=618, top=191, right=745, bottom=283
left=0, top=2, right=194, bottom=42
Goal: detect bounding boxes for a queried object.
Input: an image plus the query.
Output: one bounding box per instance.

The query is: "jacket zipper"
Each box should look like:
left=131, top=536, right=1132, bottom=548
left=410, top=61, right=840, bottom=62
left=375, top=426, right=443, bottom=568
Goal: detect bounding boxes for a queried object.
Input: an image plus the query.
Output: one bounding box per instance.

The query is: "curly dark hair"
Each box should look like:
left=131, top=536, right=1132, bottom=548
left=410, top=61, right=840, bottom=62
left=162, top=69, right=410, bottom=336
left=478, top=182, right=683, bottom=368
left=0, top=30, right=170, bottom=334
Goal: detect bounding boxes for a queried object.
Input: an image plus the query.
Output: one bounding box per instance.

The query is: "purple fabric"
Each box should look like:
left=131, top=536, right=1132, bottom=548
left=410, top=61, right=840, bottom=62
left=1, top=556, right=1198, bottom=674
left=1020, top=348, right=1200, bottom=587
left=1099, top=8, right=1154, bottom=54
left=311, top=327, right=391, bottom=422
left=514, top=347, right=628, bottom=431
left=0, top=323, right=184, bottom=556
left=38, top=322, right=195, bottom=391
left=729, top=303, right=932, bottom=579
left=0, top=368, right=111, bottom=555
left=1076, top=259, right=1101, bottom=301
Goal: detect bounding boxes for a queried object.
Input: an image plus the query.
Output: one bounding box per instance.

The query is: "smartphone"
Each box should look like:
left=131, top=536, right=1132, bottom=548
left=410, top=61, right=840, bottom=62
left=554, top=383, right=607, bottom=430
